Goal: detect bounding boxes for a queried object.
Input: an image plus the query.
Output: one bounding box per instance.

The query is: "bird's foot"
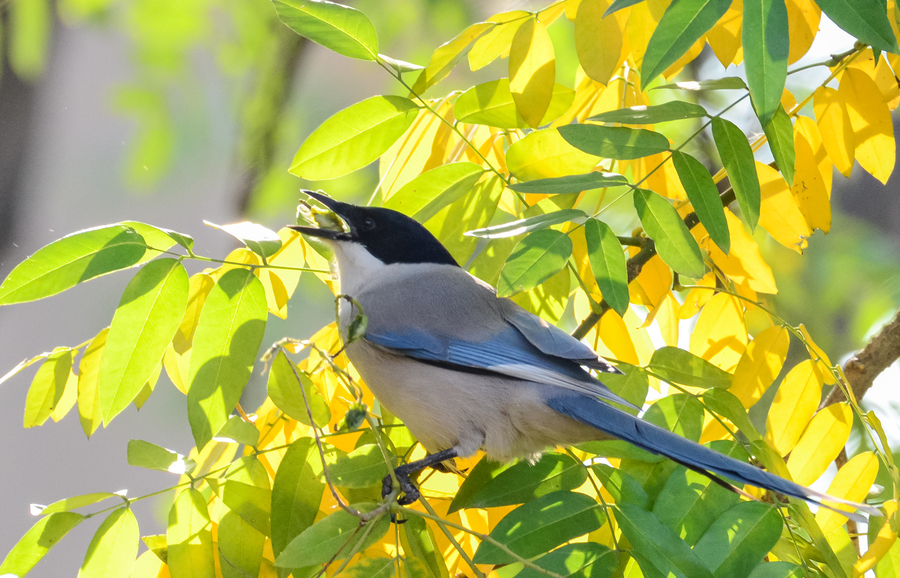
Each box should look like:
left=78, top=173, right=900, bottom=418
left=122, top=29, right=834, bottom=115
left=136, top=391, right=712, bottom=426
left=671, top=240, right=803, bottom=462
left=382, top=470, right=421, bottom=505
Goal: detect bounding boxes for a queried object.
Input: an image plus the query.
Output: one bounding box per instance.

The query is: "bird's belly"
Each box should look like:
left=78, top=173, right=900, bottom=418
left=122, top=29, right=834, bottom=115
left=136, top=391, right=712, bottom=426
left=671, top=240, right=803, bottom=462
left=344, top=339, right=605, bottom=462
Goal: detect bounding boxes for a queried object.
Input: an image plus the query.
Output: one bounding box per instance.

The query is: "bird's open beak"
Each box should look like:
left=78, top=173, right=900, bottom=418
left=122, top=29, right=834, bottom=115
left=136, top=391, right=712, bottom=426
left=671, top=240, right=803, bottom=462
left=289, top=190, right=352, bottom=241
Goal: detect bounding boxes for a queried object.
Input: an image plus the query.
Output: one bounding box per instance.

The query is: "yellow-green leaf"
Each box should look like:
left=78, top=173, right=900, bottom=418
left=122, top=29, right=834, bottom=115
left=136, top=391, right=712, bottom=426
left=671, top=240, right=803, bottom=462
left=455, top=79, right=574, bottom=129
left=507, top=128, right=601, bottom=181
left=77, top=508, right=139, bottom=578
left=498, top=229, right=573, bottom=297
left=275, top=503, right=389, bottom=567
left=267, top=351, right=330, bottom=427
left=509, top=18, right=556, bottom=128
left=290, top=95, right=420, bottom=180
left=24, top=348, right=74, bottom=428
left=412, top=22, right=492, bottom=94
left=383, top=162, right=485, bottom=222
left=0, top=512, right=83, bottom=576
left=272, top=0, right=379, bottom=60
left=77, top=328, right=109, bottom=438
left=468, top=11, right=529, bottom=71
left=167, top=488, right=214, bottom=578
left=633, top=189, right=705, bottom=279
left=584, top=218, right=629, bottom=316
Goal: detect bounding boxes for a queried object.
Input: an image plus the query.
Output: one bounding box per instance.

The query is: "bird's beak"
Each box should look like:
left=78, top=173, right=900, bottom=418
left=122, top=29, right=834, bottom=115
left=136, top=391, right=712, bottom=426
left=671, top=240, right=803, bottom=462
left=289, top=190, right=352, bottom=241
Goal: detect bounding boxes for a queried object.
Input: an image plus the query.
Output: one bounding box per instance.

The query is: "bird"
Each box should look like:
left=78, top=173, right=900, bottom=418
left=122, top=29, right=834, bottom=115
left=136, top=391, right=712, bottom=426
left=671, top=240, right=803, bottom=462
left=289, top=189, right=879, bottom=521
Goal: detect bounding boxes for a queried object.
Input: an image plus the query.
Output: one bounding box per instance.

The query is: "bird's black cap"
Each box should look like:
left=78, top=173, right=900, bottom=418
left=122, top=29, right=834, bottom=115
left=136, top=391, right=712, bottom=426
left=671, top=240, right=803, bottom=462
left=290, top=190, right=459, bottom=267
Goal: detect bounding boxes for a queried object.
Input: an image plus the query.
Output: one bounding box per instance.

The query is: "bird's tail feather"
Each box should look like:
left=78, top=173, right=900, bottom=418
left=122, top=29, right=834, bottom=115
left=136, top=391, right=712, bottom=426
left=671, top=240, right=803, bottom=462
left=547, top=395, right=881, bottom=521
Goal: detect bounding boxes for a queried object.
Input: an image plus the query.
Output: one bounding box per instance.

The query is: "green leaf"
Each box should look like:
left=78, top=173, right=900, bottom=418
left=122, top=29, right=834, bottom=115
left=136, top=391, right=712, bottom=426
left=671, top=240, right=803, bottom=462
left=141, top=535, right=167, bottom=564
left=601, top=364, right=650, bottom=412
left=0, top=224, right=147, bottom=305
left=712, top=118, right=761, bottom=231
left=615, top=503, right=716, bottom=578
left=641, top=0, right=732, bottom=86
left=272, top=0, right=379, bottom=60
left=591, top=464, right=651, bottom=508
left=400, top=516, right=448, bottom=578
left=558, top=125, right=670, bottom=160
left=290, top=95, right=419, bottom=179
left=342, top=557, right=395, bottom=577
left=707, top=393, right=761, bottom=444
left=188, top=268, right=268, bottom=450
left=217, top=508, right=264, bottom=578
left=8, top=0, right=49, bottom=79
left=207, top=222, right=283, bottom=260
left=167, top=488, right=215, bottom=577
left=449, top=458, right=515, bottom=513
left=516, top=543, right=618, bottom=578
left=98, top=259, right=189, bottom=424
left=37, top=492, right=122, bottom=516
left=427, top=174, right=504, bottom=264
left=0, top=512, right=83, bottom=576
left=497, top=229, right=573, bottom=297
left=645, top=394, right=704, bottom=442
left=746, top=562, right=802, bottom=578
left=671, top=151, right=730, bottom=253
left=267, top=350, right=330, bottom=427
left=412, top=21, right=493, bottom=95
left=127, top=439, right=195, bottom=474
left=120, top=221, right=186, bottom=254
left=383, top=162, right=485, bottom=222
left=588, top=101, right=708, bottom=124
left=506, top=128, right=601, bottom=182
left=271, top=438, right=327, bottom=564
left=329, top=444, right=391, bottom=489
left=508, top=172, right=628, bottom=195
left=77, top=508, right=139, bottom=578
left=816, top=0, right=900, bottom=54
left=649, top=346, right=733, bottom=389
left=213, top=415, right=261, bottom=447
left=275, top=504, right=389, bottom=567
left=584, top=218, right=629, bottom=316
left=605, top=0, right=644, bottom=16
left=467, top=453, right=588, bottom=509
left=454, top=79, right=575, bottom=128
left=473, top=491, right=606, bottom=564
left=763, top=105, right=795, bottom=186
left=23, top=348, right=74, bottom=428
left=743, top=0, right=789, bottom=126
left=209, top=458, right=271, bottom=536
left=632, top=189, right=705, bottom=278
left=693, top=501, right=781, bottom=577
left=655, top=77, right=748, bottom=91
left=466, top=209, right=586, bottom=239
left=651, top=441, right=746, bottom=545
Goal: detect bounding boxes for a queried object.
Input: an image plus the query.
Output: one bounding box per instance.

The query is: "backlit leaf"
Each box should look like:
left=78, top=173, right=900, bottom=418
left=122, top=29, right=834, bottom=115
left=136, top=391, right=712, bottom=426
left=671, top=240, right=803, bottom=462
left=275, top=504, right=389, bottom=567
left=400, top=516, right=447, bottom=578
left=466, top=209, right=585, bottom=239
left=584, top=218, right=629, bottom=316
left=271, top=438, right=326, bottom=565
left=633, top=189, right=705, bottom=279
left=840, top=67, right=896, bottom=184
left=449, top=458, right=516, bottom=513
left=655, top=77, right=748, bottom=91
left=329, top=444, right=391, bottom=489
left=649, top=346, right=732, bottom=389
left=290, top=95, right=420, bottom=180
left=509, top=18, right=556, bottom=128
left=99, top=259, right=189, bottom=424
left=815, top=452, right=879, bottom=533
left=272, top=0, right=378, bottom=60
left=792, top=122, right=831, bottom=233
left=787, top=403, right=854, bottom=486
left=729, top=325, right=790, bottom=408
left=267, top=350, right=330, bottom=427
left=37, top=492, right=122, bottom=516
left=743, top=0, right=789, bottom=126
left=468, top=11, right=529, bottom=71
left=671, top=150, right=730, bottom=253
left=813, top=86, right=855, bottom=177
left=77, top=328, right=109, bottom=438
left=412, top=21, right=492, bottom=94
left=763, top=105, right=796, bottom=186
left=712, top=117, right=761, bottom=230
left=467, top=452, right=588, bottom=509
left=454, top=79, right=575, bottom=129
left=127, top=439, right=195, bottom=475
left=559, top=125, right=670, bottom=160
left=689, top=293, right=747, bottom=371
left=575, top=0, right=626, bottom=85
left=498, top=229, right=573, bottom=297
left=213, top=415, right=260, bottom=447
left=588, top=101, right=708, bottom=124
left=507, top=128, right=601, bottom=181
left=508, top=172, right=628, bottom=195
left=0, top=512, right=83, bottom=576
left=167, top=488, right=214, bottom=578
left=77, top=508, right=139, bottom=578
left=765, top=360, right=825, bottom=455
left=208, top=222, right=283, bottom=260
left=693, top=501, right=781, bottom=577
left=0, top=224, right=146, bottom=305
left=473, top=491, right=606, bottom=564
left=187, top=268, right=267, bottom=450
left=757, top=162, right=811, bottom=253
left=641, top=0, right=732, bottom=86
left=701, top=389, right=761, bottom=442
left=24, top=348, right=74, bottom=428
left=815, top=0, right=900, bottom=53
left=383, top=162, right=485, bottom=222
left=517, top=543, right=618, bottom=578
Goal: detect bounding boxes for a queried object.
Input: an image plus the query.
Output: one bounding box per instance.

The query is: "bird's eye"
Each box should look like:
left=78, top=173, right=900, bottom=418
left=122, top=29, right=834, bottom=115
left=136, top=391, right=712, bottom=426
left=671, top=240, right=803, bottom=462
left=363, top=217, right=377, bottom=231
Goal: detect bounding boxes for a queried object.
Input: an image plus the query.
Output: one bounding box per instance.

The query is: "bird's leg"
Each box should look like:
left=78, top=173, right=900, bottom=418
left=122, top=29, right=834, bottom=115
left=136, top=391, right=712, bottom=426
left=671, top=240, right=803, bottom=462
left=383, top=447, right=459, bottom=506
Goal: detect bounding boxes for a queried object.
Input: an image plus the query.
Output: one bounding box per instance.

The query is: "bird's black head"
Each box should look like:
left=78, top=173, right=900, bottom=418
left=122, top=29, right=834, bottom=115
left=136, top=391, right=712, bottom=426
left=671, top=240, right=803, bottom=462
left=290, top=190, right=459, bottom=267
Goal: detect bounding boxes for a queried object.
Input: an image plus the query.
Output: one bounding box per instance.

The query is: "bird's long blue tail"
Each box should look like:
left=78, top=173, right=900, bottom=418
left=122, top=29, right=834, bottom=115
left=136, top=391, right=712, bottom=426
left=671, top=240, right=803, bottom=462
left=547, top=395, right=881, bottom=521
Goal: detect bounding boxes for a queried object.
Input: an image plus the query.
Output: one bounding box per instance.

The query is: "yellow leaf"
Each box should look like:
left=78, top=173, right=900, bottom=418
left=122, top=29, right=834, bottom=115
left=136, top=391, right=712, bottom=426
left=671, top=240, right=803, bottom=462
left=678, top=272, right=716, bottom=319
left=173, top=273, right=214, bottom=355
left=50, top=367, right=78, bottom=422
left=506, top=128, right=600, bottom=181
left=575, top=0, right=628, bottom=85
left=766, top=360, right=824, bottom=455
left=468, top=11, right=529, bottom=71
left=163, top=346, right=188, bottom=395
left=77, top=327, right=109, bottom=438
left=267, top=228, right=306, bottom=296
left=598, top=309, right=640, bottom=365
left=643, top=152, right=687, bottom=200
left=509, top=18, right=556, bottom=128
left=814, top=86, right=855, bottom=177
left=854, top=500, right=898, bottom=576
left=839, top=67, right=896, bottom=184
left=781, top=87, right=797, bottom=112
left=815, top=452, right=879, bottom=533
left=663, top=38, right=705, bottom=80
left=798, top=323, right=836, bottom=384
left=261, top=269, right=290, bottom=319
left=848, top=49, right=900, bottom=108
left=571, top=226, right=603, bottom=301
left=792, top=124, right=832, bottom=232
left=786, top=0, right=821, bottom=64
left=706, top=210, right=777, bottom=294
left=511, top=266, right=570, bottom=325
left=689, top=293, right=747, bottom=372
left=628, top=254, right=672, bottom=308
left=131, top=550, right=169, bottom=578
left=412, top=22, right=493, bottom=95
left=626, top=1, right=660, bottom=69
left=584, top=69, right=645, bottom=119
left=380, top=98, right=459, bottom=198
left=707, top=0, right=743, bottom=67
left=655, top=292, right=680, bottom=347
left=730, top=326, right=790, bottom=408
left=757, top=162, right=811, bottom=253
left=794, top=115, right=832, bottom=195
left=786, top=402, right=853, bottom=486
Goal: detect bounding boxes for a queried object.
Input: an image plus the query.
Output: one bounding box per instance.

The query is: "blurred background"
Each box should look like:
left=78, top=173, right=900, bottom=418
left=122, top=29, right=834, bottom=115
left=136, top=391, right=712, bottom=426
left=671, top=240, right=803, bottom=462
left=0, top=0, right=898, bottom=573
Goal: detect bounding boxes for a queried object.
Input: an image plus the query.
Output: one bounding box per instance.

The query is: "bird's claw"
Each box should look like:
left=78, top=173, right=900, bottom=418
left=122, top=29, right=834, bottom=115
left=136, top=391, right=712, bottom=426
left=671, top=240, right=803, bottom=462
left=382, top=470, right=420, bottom=523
